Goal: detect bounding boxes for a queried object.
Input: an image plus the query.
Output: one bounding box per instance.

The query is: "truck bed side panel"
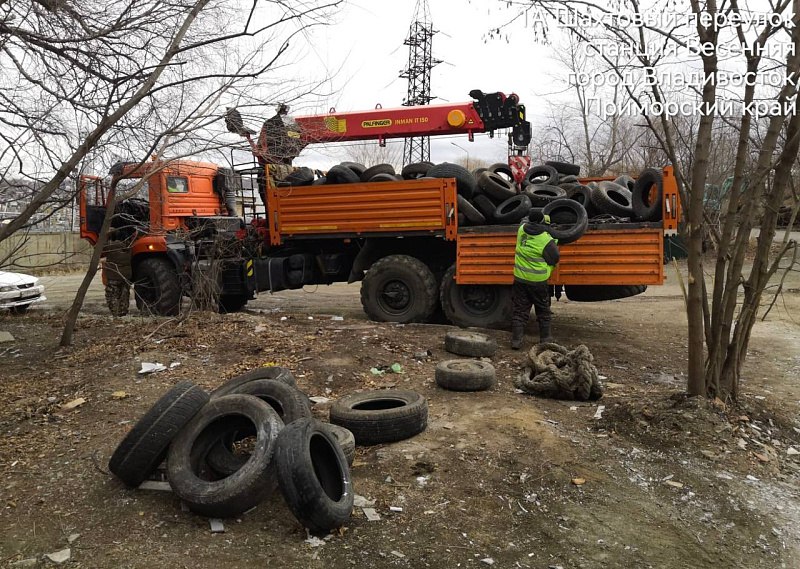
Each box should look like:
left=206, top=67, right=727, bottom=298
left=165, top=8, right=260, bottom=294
left=268, top=178, right=457, bottom=245
left=456, top=227, right=664, bottom=286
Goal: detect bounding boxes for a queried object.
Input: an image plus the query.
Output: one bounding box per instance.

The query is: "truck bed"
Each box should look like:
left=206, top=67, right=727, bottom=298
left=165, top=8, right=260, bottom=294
left=455, top=223, right=665, bottom=286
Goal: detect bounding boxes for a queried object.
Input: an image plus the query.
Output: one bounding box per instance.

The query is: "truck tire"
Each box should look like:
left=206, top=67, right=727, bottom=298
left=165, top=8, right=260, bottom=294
left=105, top=281, right=130, bottom=317
left=229, top=380, right=312, bottom=425
left=401, top=162, right=433, bottom=179
left=542, top=199, right=589, bottom=244
left=440, top=264, right=512, bottom=329
left=632, top=168, right=664, bottom=221
left=444, top=330, right=497, bottom=357
left=368, top=173, right=401, bottom=182
left=284, top=167, right=314, bottom=186
left=567, top=185, right=598, bottom=217
left=428, top=162, right=477, bottom=198
left=545, top=160, right=580, bottom=176
left=471, top=194, right=497, bottom=221
left=326, top=165, right=360, bottom=184
left=167, top=394, right=283, bottom=517
left=614, top=174, right=635, bottom=192
left=275, top=418, right=354, bottom=534
left=320, top=423, right=356, bottom=466
left=339, top=161, right=366, bottom=176
left=591, top=182, right=634, bottom=217
left=108, top=381, right=209, bottom=487
left=477, top=171, right=516, bottom=201
left=435, top=360, right=496, bottom=391
left=494, top=194, right=532, bottom=224
left=524, top=184, right=567, bottom=207
left=488, top=162, right=514, bottom=183
left=525, top=165, right=559, bottom=186
left=360, top=163, right=395, bottom=182
left=212, top=366, right=297, bottom=398
left=564, top=284, right=647, bottom=302
left=329, top=389, right=428, bottom=445
left=457, top=195, right=486, bottom=225
left=219, top=294, right=248, bottom=313
left=558, top=174, right=579, bottom=184
left=360, top=255, right=438, bottom=323
left=133, top=257, right=182, bottom=316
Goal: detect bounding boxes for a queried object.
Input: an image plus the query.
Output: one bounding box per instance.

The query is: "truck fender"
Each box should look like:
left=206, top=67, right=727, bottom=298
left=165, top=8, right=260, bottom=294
left=348, top=240, right=381, bottom=283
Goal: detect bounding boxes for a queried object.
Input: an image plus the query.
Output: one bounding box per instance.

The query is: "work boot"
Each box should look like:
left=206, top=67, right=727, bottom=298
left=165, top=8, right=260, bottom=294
left=538, top=321, right=553, bottom=344
left=511, top=323, right=524, bottom=350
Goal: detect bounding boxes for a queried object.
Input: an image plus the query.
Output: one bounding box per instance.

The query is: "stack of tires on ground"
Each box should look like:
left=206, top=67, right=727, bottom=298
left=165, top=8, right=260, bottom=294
left=280, top=160, right=664, bottom=248
left=108, top=367, right=428, bottom=534
left=436, top=330, right=498, bottom=392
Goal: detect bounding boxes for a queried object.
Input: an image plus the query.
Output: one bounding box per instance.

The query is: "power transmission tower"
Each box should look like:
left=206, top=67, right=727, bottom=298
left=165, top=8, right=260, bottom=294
left=400, top=0, right=440, bottom=165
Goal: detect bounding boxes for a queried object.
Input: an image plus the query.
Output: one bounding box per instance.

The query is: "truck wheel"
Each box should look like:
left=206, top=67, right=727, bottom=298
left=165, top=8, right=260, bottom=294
left=440, top=265, right=512, bottom=329
left=219, top=294, right=248, bottom=313
left=133, top=257, right=181, bottom=316
left=360, top=255, right=438, bottom=323
left=105, top=281, right=130, bottom=317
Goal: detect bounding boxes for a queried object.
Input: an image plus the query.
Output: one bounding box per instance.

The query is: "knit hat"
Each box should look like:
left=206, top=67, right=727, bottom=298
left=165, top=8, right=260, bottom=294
left=528, top=209, right=551, bottom=224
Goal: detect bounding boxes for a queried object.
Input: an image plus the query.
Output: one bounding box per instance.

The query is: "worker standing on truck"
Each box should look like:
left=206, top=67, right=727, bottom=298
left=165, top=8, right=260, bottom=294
left=511, top=210, right=560, bottom=349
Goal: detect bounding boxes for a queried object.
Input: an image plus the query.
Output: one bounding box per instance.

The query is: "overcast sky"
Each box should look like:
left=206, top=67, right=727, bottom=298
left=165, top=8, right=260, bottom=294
left=279, top=0, right=564, bottom=169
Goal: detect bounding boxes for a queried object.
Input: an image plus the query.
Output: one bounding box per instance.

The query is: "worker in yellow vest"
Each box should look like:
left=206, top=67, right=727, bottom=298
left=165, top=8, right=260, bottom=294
left=511, top=210, right=560, bottom=349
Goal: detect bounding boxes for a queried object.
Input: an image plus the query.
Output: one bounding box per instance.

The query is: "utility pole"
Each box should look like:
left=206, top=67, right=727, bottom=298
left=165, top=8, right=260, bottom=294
left=400, top=0, right=440, bottom=165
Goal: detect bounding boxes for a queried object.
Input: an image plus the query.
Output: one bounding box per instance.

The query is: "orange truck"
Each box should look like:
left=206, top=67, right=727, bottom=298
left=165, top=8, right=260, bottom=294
left=79, top=90, right=680, bottom=325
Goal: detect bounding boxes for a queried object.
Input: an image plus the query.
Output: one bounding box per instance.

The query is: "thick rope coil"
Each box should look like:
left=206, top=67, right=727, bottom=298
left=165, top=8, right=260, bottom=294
left=513, top=342, right=603, bottom=401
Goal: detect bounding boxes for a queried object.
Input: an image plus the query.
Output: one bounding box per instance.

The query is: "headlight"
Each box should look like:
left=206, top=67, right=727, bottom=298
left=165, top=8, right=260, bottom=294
left=0, top=286, right=16, bottom=292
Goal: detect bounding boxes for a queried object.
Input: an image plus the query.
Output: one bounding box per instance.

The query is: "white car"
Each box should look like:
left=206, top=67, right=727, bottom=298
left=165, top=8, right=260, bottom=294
left=0, top=270, right=46, bottom=314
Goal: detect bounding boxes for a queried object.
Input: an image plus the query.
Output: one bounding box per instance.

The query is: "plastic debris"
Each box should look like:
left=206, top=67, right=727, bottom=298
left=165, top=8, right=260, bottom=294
left=111, top=391, right=128, bottom=400
left=363, top=508, right=381, bottom=521
left=209, top=519, right=225, bottom=533
left=0, top=331, right=15, bottom=343
left=390, top=551, right=405, bottom=558
left=593, top=405, right=605, bottom=419
left=353, top=494, right=375, bottom=508
left=138, top=480, right=172, bottom=491
left=787, top=447, right=799, bottom=456
left=67, top=534, right=80, bottom=544
left=44, top=549, right=71, bottom=564
left=389, top=506, right=403, bottom=512
left=61, top=398, right=86, bottom=411
left=481, top=559, right=495, bottom=566
left=664, top=480, right=684, bottom=489
left=305, top=536, right=326, bottom=547
left=390, top=363, right=403, bottom=373
left=331, top=316, right=344, bottom=321
left=138, top=362, right=167, bottom=374
left=571, top=478, right=586, bottom=486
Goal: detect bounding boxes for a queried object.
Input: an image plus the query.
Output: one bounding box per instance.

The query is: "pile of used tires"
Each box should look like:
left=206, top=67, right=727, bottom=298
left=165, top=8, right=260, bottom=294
left=282, top=160, right=664, bottom=245
left=108, top=367, right=428, bottom=534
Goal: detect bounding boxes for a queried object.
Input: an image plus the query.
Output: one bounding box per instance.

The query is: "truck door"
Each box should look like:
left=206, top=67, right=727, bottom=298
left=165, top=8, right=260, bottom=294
left=78, top=175, right=108, bottom=245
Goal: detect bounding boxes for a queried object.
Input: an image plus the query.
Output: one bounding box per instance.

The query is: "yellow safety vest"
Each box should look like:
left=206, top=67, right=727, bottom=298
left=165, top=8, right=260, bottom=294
left=513, top=225, right=555, bottom=283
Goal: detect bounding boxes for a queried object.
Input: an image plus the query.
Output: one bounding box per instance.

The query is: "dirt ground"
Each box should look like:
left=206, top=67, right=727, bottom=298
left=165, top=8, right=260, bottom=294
left=1, top=262, right=799, bottom=568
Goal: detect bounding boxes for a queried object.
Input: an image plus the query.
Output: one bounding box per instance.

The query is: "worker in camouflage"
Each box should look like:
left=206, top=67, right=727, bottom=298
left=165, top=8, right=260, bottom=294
left=511, top=209, right=560, bottom=349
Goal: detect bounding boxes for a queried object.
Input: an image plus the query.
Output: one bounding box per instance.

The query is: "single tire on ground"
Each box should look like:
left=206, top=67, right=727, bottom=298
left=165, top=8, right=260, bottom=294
left=360, top=163, right=395, bottom=182
left=631, top=168, right=664, bottom=222
left=564, top=284, right=647, bottom=302
left=435, top=359, right=496, bottom=392
left=542, top=199, right=589, bottom=245
left=275, top=418, right=354, bottom=534
left=457, top=195, right=486, bottom=225
left=108, top=381, right=209, bottom=487
left=329, top=389, right=428, bottom=445
left=211, top=366, right=297, bottom=398
left=477, top=171, right=516, bottom=201
left=545, top=160, right=580, bottom=176
left=444, top=330, right=497, bottom=358
left=360, top=255, right=438, bottom=323
left=524, top=165, right=559, bottom=186
left=439, top=264, right=512, bottom=329
left=133, top=257, right=182, bottom=316
left=167, top=394, right=283, bottom=517
left=494, top=194, right=532, bottom=224
left=105, top=281, right=130, bottom=317
left=321, top=423, right=356, bottom=466
left=427, top=162, right=477, bottom=198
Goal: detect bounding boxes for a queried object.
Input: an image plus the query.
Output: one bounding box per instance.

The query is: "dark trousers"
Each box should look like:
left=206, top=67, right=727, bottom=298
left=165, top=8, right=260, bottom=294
left=511, top=280, right=551, bottom=330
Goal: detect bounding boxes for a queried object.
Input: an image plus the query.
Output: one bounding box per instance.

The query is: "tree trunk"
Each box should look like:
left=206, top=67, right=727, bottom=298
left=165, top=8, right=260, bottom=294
left=59, top=191, right=117, bottom=346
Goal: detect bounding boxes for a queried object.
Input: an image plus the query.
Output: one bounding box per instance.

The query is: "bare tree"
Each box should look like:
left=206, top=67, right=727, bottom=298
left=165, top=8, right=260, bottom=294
left=497, top=0, right=799, bottom=399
